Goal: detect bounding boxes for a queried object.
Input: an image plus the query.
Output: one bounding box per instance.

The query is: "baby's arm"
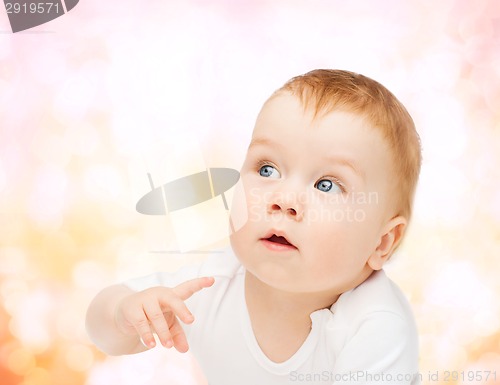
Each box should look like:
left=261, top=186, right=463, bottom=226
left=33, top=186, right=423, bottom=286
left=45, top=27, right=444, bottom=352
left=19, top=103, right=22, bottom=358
left=85, top=277, right=214, bottom=356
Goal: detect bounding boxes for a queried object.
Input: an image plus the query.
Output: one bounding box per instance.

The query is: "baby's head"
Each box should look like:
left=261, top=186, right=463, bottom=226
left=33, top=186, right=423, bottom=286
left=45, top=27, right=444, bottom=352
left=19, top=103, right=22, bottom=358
left=229, top=69, right=421, bottom=295
left=271, top=69, right=421, bottom=222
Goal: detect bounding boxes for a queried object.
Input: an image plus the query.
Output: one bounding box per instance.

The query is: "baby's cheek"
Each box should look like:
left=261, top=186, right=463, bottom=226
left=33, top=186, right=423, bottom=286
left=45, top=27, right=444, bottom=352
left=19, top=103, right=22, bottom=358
left=350, top=200, right=387, bottom=232
left=311, top=215, right=363, bottom=251
left=306, top=222, right=343, bottom=250
left=305, top=201, right=358, bottom=227
left=228, top=179, right=249, bottom=233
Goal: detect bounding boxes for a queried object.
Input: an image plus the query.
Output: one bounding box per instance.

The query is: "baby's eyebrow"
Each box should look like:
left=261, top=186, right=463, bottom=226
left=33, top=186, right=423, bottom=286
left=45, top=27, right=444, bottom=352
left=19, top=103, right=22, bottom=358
left=248, top=137, right=282, bottom=150
left=323, top=154, right=365, bottom=179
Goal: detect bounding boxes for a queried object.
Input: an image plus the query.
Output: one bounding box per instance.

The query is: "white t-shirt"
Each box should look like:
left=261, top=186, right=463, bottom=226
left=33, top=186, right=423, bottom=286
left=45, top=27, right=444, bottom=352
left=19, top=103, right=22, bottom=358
left=124, top=246, right=420, bottom=385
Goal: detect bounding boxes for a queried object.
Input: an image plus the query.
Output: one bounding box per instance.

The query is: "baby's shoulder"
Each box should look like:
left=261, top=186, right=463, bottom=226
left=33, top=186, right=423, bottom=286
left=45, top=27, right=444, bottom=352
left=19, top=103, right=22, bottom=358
left=323, top=271, right=419, bottom=370
left=332, top=270, right=414, bottom=323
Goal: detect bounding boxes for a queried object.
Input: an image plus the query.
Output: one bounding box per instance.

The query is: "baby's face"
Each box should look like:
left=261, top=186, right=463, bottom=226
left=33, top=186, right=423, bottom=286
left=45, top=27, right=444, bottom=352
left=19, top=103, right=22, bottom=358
left=230, top=92, right=398, bottom=295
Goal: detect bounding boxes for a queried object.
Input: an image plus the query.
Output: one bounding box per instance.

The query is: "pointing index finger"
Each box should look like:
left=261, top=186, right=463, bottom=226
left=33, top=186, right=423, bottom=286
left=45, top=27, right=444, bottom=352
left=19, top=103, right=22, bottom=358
left=173, top=277, right=215, bottom=300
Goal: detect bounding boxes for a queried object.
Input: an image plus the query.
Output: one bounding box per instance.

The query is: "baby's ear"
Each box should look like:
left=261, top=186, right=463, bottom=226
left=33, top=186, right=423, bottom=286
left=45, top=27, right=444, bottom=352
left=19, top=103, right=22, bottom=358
left=367, top=216, right=407, bottom=270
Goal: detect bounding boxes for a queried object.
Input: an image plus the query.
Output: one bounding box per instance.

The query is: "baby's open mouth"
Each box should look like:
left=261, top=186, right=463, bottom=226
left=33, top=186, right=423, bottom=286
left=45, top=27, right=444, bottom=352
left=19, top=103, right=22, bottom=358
left=265, top=234, right=295, bottom=247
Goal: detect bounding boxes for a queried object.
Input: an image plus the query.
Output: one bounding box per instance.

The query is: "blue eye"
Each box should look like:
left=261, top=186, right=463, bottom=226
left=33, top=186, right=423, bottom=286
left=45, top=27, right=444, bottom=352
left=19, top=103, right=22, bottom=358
left=259, top=165, right=281, bottom=178
left=315, top=179, right=342, bottom=193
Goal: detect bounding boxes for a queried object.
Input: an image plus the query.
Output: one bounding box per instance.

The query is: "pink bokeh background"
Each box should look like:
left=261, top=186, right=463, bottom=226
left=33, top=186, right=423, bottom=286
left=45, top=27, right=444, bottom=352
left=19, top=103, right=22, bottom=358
left=1, top=1, right=499, bottom=384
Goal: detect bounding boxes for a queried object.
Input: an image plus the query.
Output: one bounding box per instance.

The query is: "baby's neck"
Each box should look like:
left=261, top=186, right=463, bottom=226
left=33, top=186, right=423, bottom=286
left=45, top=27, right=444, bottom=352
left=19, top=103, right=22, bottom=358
left=244, top=271, right=339, bottom=323
left=244, top=271, right=339, bottom=363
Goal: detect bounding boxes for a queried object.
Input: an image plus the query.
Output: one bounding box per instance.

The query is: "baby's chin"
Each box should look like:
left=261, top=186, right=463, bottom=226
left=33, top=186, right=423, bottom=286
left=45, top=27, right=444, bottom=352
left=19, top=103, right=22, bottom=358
left=244, top=266, right=300, bottom=291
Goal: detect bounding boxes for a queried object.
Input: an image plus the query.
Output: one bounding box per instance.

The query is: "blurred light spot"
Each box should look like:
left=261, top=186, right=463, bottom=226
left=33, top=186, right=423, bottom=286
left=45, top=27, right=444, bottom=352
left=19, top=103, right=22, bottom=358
left=490, top=187, right=500, bottom=223
left=0, top=158, right=6, bottom=193
left=434, top=338, right=468, bottom=368
left=27, top=48, right=68, bottom=87
left=110, top=114, right=152, bottom=155
left=2, top=279, right=29, bottom=315
left=22, top=367, right=50, bottom=385
left=412, top=52, right=462, bottom=92
left=27, top=165, right=67, bottom=229
left=0, top=35, right=12, bottom=60
left=0, top=78, right=9, bottom=106
left=53, top=74, right=95, bottom=122
left=80, top=59, right=108, bottom=92
left=72, top=260, right=107, bottom=289
left=478, top=352, right=500, bottom=369
left=0, top=143, right=26, bottom=189
left=0, top=247, right=27, bottom=275
left=473, top=312, right=499, bottom=337
left=415, top=164, right=473, bottom=225
left=65, top=344, right=94, bottom=372
left=56, top=311, right=80, bottom=340
left=32, top=133, right=72, bottom=167
left=7, top=347, right=36, bottom=375
left=448, top=318, right=481, bottom=347
left=415, top=93, right=468, bottom=162
left=473, top=150, right=496, bottom=181
left=424, top=262, right=492, bottom=311
left=9, top=288, right=53, bottom=352
left=64, top=123, right=101, bottom=157
left=84, top=165, right=124, bottom=201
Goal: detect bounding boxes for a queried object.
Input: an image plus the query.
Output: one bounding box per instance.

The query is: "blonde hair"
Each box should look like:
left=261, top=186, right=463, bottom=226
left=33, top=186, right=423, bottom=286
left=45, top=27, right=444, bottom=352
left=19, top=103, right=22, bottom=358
left=275, top=69, right=421, bottom=221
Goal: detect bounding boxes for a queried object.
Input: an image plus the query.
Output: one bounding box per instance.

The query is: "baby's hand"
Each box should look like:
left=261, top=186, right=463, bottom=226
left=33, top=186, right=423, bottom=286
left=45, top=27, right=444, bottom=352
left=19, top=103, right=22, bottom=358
left=114, top=276, right=214, bottom=353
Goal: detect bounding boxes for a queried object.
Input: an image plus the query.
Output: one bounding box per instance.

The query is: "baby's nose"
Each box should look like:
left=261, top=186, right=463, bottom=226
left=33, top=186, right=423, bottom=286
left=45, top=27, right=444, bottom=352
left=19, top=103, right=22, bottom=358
left=267, top=193, right=304, bottom=221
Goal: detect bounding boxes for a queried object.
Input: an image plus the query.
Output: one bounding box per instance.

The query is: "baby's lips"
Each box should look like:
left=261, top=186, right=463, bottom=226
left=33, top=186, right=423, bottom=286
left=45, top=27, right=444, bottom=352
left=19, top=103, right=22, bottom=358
left=267, top=234, right=294, bottom=246
left=261, top=228, right=297, bottom=248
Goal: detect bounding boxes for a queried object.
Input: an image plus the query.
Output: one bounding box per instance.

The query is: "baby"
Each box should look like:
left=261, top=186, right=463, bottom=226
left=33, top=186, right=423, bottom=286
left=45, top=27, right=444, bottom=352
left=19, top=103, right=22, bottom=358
left=86, top=69, right=422, bottom=385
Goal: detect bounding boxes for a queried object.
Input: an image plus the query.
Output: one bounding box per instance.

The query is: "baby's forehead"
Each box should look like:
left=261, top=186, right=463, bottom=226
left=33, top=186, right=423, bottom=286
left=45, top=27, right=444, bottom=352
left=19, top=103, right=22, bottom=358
left=253, top=92, right=397, bottom=157
left=252, top=111, right=387, bottom=151
left=250, top=101, right=397, bottom=177
left=259, top=91, right=377, bottom=127
left=255, top=97, right=377, bottom=138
